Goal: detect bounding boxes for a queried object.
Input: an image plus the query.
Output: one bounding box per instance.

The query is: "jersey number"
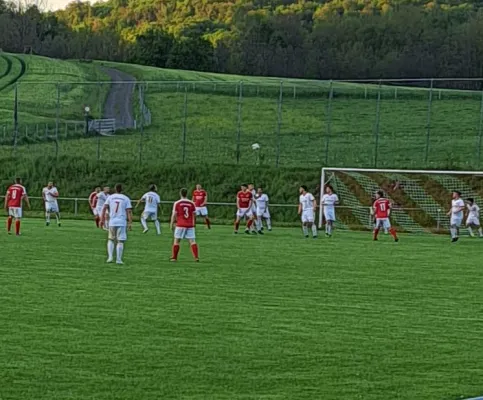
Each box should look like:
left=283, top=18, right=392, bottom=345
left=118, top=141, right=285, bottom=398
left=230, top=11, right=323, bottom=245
left=379, top=203, right=386, bottom=211
left=148, top=196, right=153, bottom=204
left=11, top=190, right=18, bottom=200
left=114, top=201, right=120, bottom=213
left=183, top=207, right=189, bottom=218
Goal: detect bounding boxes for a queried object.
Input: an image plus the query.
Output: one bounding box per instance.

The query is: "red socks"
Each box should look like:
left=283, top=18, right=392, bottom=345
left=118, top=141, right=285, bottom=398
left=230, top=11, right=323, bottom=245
left=171, top=244, right=180, bottom=260
left=247, top=219, right=253, bottom=229
left=95, top=216, right=100, bottom=228
left=373, top=228, right=379, bottom=240
left=191, top=243, right=199, bottom=260
left=7, top=216, right=12, bottom=232
left=15, top=220, right=20, bottom=235
left=389, top=227, right=398, bottom=240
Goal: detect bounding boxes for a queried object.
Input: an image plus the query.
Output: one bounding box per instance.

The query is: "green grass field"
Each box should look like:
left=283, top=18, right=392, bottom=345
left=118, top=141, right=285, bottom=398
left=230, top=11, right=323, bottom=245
left=1, top=219, right=483, bottom=400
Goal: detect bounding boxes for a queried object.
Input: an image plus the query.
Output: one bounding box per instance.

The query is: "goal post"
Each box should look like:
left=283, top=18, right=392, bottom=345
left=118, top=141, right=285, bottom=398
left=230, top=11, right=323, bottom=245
left=319, top=167, right=483, bottom=233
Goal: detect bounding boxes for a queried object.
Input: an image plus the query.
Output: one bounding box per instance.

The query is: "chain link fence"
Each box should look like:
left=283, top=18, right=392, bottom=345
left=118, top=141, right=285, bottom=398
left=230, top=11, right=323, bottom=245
left=1, top=79, right=483, bottom=168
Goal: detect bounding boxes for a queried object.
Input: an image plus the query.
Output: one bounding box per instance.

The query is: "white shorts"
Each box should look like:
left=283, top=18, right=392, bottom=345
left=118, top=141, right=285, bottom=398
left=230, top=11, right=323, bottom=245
left=196, top=207, right=208, bottom=217
left=375, top=218, right=391, bottom=229
left=142, top=211, right=158, bottom=220
left=324, top=208, right=336, bottom=222
left=466, top=216, right=480, bottom=226
left=91, top=207, right=98, bottom=216
left=108, top=226, right=127, bottom=241
left=45, top=202, right=59, bottom=213
left=237, top=208, right=253, bottom=218
left=8, top=207, right=22, bottom=218
left=301, top=209, right=315, bottom=223
left=256, top=208, right=270, bottom=219
left=174, top=227, right=196, bottom=240
left=96, top=207, right=104, bottom=217
left=451, top=216, right=463, bottom=227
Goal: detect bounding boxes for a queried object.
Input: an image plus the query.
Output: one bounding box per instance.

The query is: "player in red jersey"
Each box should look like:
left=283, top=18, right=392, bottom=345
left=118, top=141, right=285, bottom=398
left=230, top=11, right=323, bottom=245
left=373, top=190, right=398, bottom=242
left=192, top=183, right=211, bottom=229
left=4, top=177, right=30, bottom=235
left=89, top=187, right=101, bottom=227
left=170, top=188, right=199, bottom=262
left=234, top=183, right=255, bottom=234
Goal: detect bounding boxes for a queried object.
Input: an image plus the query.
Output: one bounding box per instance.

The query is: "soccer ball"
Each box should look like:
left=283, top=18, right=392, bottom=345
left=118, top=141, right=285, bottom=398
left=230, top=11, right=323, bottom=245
left=252, top=143, right=260, bottom=150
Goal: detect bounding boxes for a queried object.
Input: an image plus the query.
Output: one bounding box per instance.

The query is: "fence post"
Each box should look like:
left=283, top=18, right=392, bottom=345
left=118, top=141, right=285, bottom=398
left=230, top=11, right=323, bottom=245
left=236, top=81, right=243, bottom=164
left=477, top=84, right=483, bottom=167
left=275, top=81, right=283, bottom=168
left=12, top=84, right=19, bottom=156
left=182, top=86, right=188, bottom=163
left=138, top=83, right=145, bottom=165
left=97, top=119, right=101, bottom=161
left=325, top=81, right=333, bottom=165
left=424, top=79, right=434, bottom=165
left=373, top=80, right=382, bottom=167
left=55, top=83, right=60, bottom=140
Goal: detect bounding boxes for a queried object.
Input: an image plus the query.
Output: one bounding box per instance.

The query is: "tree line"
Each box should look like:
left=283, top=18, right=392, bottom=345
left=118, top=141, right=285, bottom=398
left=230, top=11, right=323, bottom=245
left=1, top=0, right=483, bottom=81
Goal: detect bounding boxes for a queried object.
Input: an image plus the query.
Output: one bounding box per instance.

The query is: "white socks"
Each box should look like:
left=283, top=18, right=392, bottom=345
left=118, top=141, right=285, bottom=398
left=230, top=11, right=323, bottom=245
left=468, top=226, right=474, bottom=237
left=116, top=243, right=124, bottom=263
left=46, top=213, right=50, bottom=223
left=302, top=226, right=308, bottom=236
left=107, top=240, right=115, bottom=260
left=141, top=217, right=148, bottom=231
left=450, top=227, right=457, bottom=239
left=266, top=218, right=272, bottom=230
left=311, top=225, right=318, bottom=237
left=55, top=214, right=60, bottom=224
left=154, top=220, right=161, bottom=235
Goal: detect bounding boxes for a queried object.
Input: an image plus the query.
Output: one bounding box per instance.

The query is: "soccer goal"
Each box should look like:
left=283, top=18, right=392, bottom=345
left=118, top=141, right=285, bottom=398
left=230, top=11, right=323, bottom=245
left=319, top=167, right=483, bottom=233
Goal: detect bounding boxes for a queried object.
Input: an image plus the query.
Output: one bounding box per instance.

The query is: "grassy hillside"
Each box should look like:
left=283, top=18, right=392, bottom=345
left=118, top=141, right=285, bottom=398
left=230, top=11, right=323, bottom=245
left=0, top=54, right=109, bottom=131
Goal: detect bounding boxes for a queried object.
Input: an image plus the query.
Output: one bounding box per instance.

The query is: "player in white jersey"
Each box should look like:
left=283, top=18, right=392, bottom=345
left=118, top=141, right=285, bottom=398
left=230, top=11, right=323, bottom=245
left=298, top=185, right=317, bottom=238
left=447, top=190, right=465, bottom=242
left=255, top=187, right=271, bottom=234
left=96, top=186, right=110, bottom=230
left=135, top=184, right=161, bottom=235
left=42, top=181, right=61, bottom=227
left=101, top=183, right=132, bottom=265
left=321, top=185, right=339, bottom=237
left=248, top=184, right=258, bottom=232
left=465, top=198, right=483, bottom=237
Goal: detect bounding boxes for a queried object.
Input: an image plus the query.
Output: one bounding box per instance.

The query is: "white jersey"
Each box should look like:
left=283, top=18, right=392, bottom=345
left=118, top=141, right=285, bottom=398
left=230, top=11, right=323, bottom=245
left=105, top=193, right=132, bottom=227
left=255, top=194, right=269, bottom=211
left=299, top=193, right=315, bottom=211
left=467, top=204, right=480, bottom=219
left=42, top=187, right=58, bottom=204
left=97, top=192, right=109, bottom=209
left=251, top=189, right=257, bottom=210
left=451, top=198, right=465, bottom=219
left=322, top=194, right=339, bottom=210
left=141, top=191, right=161, bottom=213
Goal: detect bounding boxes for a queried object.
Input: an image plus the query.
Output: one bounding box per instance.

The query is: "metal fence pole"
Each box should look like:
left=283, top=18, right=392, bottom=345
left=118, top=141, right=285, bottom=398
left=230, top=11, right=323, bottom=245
left=55, top=84, right=60, bottom=158
left=236, top=81, right=243, bottom=164
left=373, top=80, right=382, bottom=167
left=424, top=79, right=434, bottom=165
left=182, top=86, right=188, bottom=163
left=477, top=84, right=483, bottom=166
left=325, top=80, right=333, bottom=165
left=138, top=83, right=145, bottom=165
left=97, top=119, right=101, bottom=161
left=12, top=84, right=19, bottom=156
left=275, top=81, right=283, bottom=168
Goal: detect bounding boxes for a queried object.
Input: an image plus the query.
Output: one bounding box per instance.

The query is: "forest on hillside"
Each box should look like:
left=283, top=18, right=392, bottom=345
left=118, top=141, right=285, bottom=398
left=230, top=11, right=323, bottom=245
left=1, top=0, right=483, bottom=80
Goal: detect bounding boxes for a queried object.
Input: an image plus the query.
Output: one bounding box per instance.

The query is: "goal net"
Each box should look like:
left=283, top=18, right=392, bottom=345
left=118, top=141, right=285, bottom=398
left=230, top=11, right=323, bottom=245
left=318, top=168, right=483, bottom=233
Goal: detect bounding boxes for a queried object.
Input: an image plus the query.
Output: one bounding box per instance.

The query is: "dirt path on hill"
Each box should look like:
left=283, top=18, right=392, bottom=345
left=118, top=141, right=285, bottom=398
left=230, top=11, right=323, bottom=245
left=101, top=67, right=136, bottom=129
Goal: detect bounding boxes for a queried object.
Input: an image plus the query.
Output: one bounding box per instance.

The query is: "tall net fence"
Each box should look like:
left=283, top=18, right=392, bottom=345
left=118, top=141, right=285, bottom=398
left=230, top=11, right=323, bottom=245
left=2, top=79, right=483, bottom=168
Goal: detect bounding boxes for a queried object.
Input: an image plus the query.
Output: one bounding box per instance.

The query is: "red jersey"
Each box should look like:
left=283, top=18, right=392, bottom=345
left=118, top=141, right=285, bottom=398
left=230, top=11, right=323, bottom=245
left=173, top=199, right=196, bottom=228
left=6, top=184, right=27, bottom=208
left=237, top=191, right=252, bottom=209
left=192, top=190, right=207, bottom=207
left=89, top=192, right=98, bottom=208
left=373, top=198, right=391, bottom=219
